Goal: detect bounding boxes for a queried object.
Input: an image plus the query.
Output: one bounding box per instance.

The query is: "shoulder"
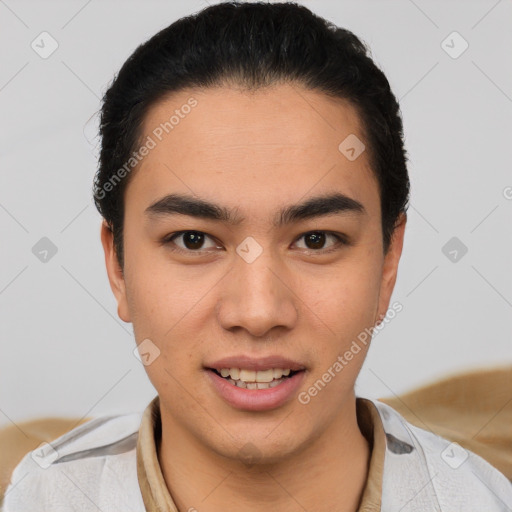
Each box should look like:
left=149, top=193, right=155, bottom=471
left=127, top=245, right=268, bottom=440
left=3, top=412, right=145, bottom=512
left=366, top=398, right=512, bottom=511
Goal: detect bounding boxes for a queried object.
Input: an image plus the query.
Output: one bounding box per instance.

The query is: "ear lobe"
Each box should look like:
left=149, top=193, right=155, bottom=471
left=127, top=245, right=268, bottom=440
left=375, top=213, right=407, bottom=323
left=100, top=221, right=131, bottom=323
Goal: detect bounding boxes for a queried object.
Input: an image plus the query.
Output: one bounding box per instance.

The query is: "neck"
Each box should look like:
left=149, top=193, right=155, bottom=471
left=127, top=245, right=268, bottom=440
left=158, top=397, right=370, bottom=512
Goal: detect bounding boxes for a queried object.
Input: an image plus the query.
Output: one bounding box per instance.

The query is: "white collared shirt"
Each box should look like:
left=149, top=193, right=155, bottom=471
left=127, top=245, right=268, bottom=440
left=3, top=396, right=512, bottom=511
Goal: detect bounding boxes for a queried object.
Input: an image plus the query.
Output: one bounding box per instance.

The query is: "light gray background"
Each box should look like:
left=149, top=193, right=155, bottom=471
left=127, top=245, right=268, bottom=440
left=1, top=0, right=511, bottom=426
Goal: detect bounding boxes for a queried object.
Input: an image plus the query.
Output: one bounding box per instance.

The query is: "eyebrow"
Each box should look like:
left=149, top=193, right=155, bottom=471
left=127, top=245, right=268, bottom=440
left=144, top=192, right=366, bottom=227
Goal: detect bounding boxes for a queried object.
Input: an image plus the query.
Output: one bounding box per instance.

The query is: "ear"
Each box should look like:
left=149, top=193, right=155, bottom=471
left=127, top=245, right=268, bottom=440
left=100, top=221, right=131, bottom=323
left=375, top=213, right=406, bottom=324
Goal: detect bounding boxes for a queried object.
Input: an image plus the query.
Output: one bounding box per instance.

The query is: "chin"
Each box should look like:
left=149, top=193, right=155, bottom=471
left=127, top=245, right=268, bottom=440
left=208, top=430, right=309, bottom=467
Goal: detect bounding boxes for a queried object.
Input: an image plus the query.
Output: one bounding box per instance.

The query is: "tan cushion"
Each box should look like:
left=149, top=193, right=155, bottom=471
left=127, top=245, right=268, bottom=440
left=379, top=365, right=512, bottom=480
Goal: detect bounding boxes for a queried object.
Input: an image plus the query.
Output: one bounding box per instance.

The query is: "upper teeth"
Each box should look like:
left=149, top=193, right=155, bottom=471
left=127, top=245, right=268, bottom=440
left=218, top=368, right=291, bottom=382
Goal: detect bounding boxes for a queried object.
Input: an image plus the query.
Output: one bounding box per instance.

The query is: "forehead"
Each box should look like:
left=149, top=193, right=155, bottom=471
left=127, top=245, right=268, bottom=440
left=125, top=83, right=379, bottom=219
left=142, top=83, right=364, bottom=153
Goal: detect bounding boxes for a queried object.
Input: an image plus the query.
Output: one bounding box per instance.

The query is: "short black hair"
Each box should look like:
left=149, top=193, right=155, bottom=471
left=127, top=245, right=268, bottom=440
left=93, top=1, right=410, bottom=269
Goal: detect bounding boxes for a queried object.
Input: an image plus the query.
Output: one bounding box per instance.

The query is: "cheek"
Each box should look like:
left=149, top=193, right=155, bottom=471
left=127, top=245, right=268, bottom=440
left=128, top=276, right=200, bottom=396
left=307, top=254, right=382, bottom=355
left=302, top=268, right=380, bottom=407
left=125, top=257, right=213, bottom=388
left=124, top=236, right=184, bottom=329
left=123, top=254, right=187, bottom=360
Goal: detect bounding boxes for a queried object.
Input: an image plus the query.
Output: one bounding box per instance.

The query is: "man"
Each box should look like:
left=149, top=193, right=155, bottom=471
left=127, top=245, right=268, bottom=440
left=4, top=2, right=512, bottom=511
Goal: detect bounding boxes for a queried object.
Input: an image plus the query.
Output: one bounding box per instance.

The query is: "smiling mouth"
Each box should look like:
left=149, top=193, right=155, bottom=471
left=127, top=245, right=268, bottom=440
left=208, top=367, right=302, bottom=390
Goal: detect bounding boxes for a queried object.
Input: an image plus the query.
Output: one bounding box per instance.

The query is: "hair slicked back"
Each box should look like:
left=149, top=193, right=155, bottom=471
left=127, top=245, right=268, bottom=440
left=93, top=1, right=410, bottom=269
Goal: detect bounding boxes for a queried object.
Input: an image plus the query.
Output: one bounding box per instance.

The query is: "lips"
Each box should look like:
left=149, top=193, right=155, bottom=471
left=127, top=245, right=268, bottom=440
left=204, top=355, right=306, bottom=411
left=205, top=355, right=306, bottom=372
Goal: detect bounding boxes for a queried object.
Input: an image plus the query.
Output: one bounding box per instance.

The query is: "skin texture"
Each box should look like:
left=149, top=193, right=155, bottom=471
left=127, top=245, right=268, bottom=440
left=101, top=83, right=406, bottom=512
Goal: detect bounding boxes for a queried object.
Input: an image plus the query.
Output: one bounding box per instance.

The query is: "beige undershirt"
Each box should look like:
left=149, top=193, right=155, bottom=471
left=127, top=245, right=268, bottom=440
left=136, top=395, right=385, bottom=511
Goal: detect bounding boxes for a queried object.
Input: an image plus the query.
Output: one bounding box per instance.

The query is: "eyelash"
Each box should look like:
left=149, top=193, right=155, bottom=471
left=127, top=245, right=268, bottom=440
left=160, top=230, right=349, bottom=256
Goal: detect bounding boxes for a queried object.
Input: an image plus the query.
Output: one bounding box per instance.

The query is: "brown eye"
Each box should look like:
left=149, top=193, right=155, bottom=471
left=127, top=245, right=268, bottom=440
left=304, top=232, right=326, bottom=250
left=164, top=231, right=220, bottom=252
left=294, top=231, right=347, bottom=252
left=181, top=231, right=205, bottom=250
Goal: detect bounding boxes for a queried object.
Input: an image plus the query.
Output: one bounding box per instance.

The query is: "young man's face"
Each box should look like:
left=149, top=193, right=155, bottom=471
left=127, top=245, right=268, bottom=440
left=102, top=83, right=405, bottom=463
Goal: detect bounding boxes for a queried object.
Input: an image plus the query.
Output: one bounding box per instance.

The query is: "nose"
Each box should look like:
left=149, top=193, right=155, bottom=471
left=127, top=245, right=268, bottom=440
left=216, top=248, right=299, bottom=338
